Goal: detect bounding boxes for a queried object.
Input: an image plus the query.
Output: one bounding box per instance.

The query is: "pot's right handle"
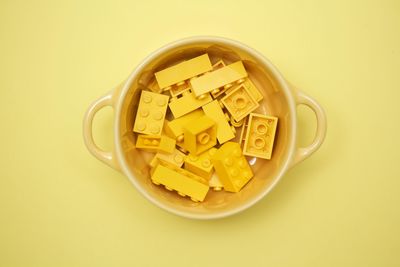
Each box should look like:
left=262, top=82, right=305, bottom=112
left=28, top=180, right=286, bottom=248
left=290, top=86, right=327, bottom=168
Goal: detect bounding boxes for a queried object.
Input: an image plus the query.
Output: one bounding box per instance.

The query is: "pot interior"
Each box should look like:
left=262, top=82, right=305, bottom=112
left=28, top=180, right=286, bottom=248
left=117, top=40, right=294, bottom=217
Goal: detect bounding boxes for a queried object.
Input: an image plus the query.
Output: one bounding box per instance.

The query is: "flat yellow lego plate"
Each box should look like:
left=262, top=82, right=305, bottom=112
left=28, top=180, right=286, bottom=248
left=243, top=113, right=278, bottom=159
left=168, top=91, right=212, bottom=118
left=211, top=142, right=253, bottom=192
left=136, top=134, right=175, bottom=154
left=221, top=84, right=259, bottom=122
left=150, top=148, right=186, bottom=168
left=133, top=90, right=169, bottom=136
left=184, top=148, right=217, bottom=179
left=202, top=100, right=235, bottom=144
left=155, top=54, right=213, bottom=90
left=190, top=61, right=247, bottom=97
left=151, top=161, right=209, bottom=202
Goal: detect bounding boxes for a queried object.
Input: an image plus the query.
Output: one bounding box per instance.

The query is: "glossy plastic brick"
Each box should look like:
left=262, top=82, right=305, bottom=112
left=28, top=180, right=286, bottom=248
left=226, top=78, right=263, bottom=102
left=211, top=142, right=253, bottom=192
left=202, top=100, right=235, bottom=144
left=209, top=174, right=224, bottom=191
left=164, top=109, right=204, bottom=141
left=243, top=113, right=278, bottom=159
left=184, top=148, right=217, bottom=179
left=190, top=61, right=248, bottom=97
left=133, top=90, right=169, bottom=136
left=183, top=115, right=217, bottom=155
left=168, top=91, right=212, bottom=118
left=135, top=134, right=175, bottom=154
left=151, top=161, right=209, bottom=202
left=221, top=84, right=259, bottom=122
left=154, top=54, right=213, bottom=90
left=150, top=148, right=186, bottom=168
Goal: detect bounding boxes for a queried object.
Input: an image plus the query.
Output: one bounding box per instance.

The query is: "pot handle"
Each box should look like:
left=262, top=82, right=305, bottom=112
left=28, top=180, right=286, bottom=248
left=83, top=90, right=120, bottom=171
left=290, top=86, right=327, bottom=168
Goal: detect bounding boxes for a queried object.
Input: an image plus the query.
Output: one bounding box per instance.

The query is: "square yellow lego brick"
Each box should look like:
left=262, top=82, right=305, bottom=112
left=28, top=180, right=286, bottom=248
left=164, top=109, right=204, bottom=141
left=190, top=61, right=247, bottom=97
left=243, top=113, right=278, bottom=159
left=168, top=91, right=212, bottom=118
left=155, top=54, right=213, bottom=90
left=224, top=78, right=263, bottom=102
left=133, top=90, right=169, bottom=136
left=150, top=148, right=186, bottom=168
left=151, top=161, right=209, bottom=202
left=221, top=83, right=259, bottom=122
left=183, top=115, right=217, bottom=155
left=211, top=142, right=254, bottom=192
left=135, top=134, right=175, bottom=154
left=202, top=100, right=235, bottom=144
left=184, top=148, right=217, bottom=180
left=226, top=78, right=263, bottom=102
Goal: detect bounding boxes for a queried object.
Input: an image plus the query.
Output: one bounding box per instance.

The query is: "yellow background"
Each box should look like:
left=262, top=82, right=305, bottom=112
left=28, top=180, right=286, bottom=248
left=1, top=0, right=399, bottom=266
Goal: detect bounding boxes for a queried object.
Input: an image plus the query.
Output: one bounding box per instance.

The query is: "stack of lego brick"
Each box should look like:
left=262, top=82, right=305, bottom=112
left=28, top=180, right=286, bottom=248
left=132, top=54, right=278, bottom=202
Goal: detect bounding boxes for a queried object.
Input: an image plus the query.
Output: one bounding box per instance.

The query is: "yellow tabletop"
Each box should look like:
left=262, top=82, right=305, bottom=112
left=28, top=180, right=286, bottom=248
left=1, top=0, right=399, bottom=266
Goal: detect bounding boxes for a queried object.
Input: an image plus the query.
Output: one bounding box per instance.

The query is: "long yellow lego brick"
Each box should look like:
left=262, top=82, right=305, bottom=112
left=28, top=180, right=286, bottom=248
left=164, top=109, right=204, bottom=140
left=136, top=134, right=175, bottom=154
left=151, top=161, right=209, bottom=202
left=155, top=54, right=213, bottom=90
left=243, top=113, right=278, bottom=159
left=150, top=148, right=186, bottom=168
left=202, top=100, right=235, bottom=144
left=168, top=91, right=212, bottom=118
left=190, top=61, right=248, bottom=97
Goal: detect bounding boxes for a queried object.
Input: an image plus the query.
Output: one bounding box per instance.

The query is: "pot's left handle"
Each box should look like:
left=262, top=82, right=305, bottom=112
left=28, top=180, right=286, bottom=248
left=83, top=90, right=120, bottom=171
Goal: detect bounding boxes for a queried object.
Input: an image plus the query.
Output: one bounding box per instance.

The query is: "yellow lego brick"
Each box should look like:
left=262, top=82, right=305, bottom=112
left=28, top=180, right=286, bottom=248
left=209, top=174, right=224, bottom=191
left=168, top=91, right=212, bottom=118
left=190, top=61, right=248, bottom=97
left=202, top=100, right=235, bottom=144
left=133, top=90, right=169, bottom=136
left=150, top=148, right=186, bottom=168
left=184, top=148, right=217, bottom=179
left=226, top=78, right=263, bottom=102
left=221, top=83, right=259, bottom=122
left=136, top=134, right=175, bottom=154
left=155, top=54, right=213, bottom=90
left=164, top=109, right=204, bottom=140
left=151, top=161, right=209, bottom=202
left=243, top=113, right=278, bottom=159
left=183, top=115, right=217, bottom=155
left=211, top=142, right=254, bottom=192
